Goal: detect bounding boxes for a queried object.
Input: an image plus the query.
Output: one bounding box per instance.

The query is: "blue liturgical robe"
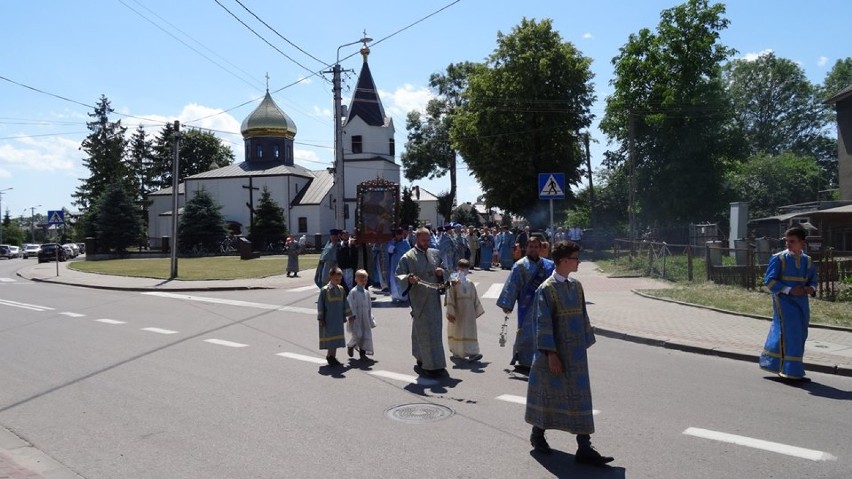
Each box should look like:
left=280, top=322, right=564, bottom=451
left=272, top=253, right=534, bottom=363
left=496, top=256, right=555, bottom=367
left=317, top=283, right=351, bottom=350
left=497, top=231, right=516, bottom=269
left=478, top=235, right=494, bottom=270
left=388, top=237, right=411, bottom=301
left=525, top=275, right=596, bottom=434
left=759, top=249, right=817, bottom=379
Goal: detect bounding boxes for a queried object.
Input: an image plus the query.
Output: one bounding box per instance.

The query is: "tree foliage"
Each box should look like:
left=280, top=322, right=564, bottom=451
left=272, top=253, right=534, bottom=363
left=128, top=124, right=154, bottom=229
left=1, top=210, right=25, bottom=246
left=600, top=0, right=736, bottom=225
left=451, top=205, right=480, bottom=227
left=178, top=188, right=227, bottom=255
left=399, top=186, right=421, bottom=228
left=249, top=187, right=287, bottom=248
left=821, top=57, right=852, bottom=102
left=401, top=62, right=480, bottom=207
left=726, top=152, right=825, bottom=219
left=452, top=18, right=595, bottom=219
left=94, top=183, right=143, bottom=254
left=149, top=125, right=235, bottom=190
left=73, top=96, right=129, bottom=211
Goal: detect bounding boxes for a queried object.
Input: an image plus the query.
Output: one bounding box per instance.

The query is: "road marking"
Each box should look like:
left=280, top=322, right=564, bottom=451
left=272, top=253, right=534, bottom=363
left=141, top=327, right=179, bottom=335
left=95, top=319, right=126, bottom=325
left=287, top=285, right=316, bottom=292
left=369, top=370, right=438, bottom=386
left=276, top=352, right=327, bottom=364
left=482, top=283, right=504, bottom=299
left=0, top=298, right=55, bottom=312
left=495, top=394, right=601, bottom=415
left=142, top=292, right=315, bottom=315
left=683, top=427, right=837, bottom=462
left=204, top=339, right=248, bottom=348
left=0, top=278, right=16, bottom=282
left=60, top=312, right=86, bottom=317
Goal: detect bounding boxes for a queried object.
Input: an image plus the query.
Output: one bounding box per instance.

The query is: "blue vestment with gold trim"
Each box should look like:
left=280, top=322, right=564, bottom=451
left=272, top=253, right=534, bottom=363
left=497, top=256, right=555, bottom=367
left=759, top=250, right=817, bottom=378
left=317, top=284, right=350, bottom=350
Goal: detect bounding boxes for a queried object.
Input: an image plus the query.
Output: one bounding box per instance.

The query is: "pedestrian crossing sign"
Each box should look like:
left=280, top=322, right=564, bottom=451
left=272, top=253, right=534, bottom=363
left=47, top=210, right=65, bottom=225
left=538, top=173, right=566, bottom=199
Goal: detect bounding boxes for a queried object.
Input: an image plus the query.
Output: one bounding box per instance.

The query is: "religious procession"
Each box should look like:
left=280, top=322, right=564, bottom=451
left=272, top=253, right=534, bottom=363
left=309, top=222, right=615, bottom=466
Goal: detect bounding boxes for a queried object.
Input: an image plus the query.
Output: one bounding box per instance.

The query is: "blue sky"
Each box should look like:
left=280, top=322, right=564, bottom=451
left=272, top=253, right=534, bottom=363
left=0, top=0, right=848, bottom=221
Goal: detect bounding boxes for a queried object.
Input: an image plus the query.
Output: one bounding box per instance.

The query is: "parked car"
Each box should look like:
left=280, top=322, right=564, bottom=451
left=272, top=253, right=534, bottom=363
left=63, top=243, right=80, bottom=258
left=37, top=243, right=67, bottom=263
left=23, top=244, right=41, bottom=259
left=0, top=245, right=13, bottom=259
left=62, top=244, right=74, bottom=258
left=8, top=245, right=22, bottom=258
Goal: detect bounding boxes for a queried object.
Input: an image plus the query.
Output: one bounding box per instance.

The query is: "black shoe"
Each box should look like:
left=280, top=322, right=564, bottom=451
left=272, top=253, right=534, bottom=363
left=359, top=350, right=369, bottom=361
left=347, top=346, right=355, bottom=358
left=575, top=446, right=614, bottom=466
left=416, top=360, right=423, bottom=367
left=326, top=356, right=333, bottom=366
left=328, top=356, right=343, bottom=366
left=530, top=434, right=552, bottom=454
left=514, top=365, right=531, bottom=375
left=421, top=368, right=443, bottom=378
left=469, top=354, right=483, bottom=362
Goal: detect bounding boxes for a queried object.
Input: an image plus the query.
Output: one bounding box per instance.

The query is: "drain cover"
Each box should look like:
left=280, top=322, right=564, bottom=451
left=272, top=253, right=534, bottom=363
left=384, top=403, right=454, bottom=424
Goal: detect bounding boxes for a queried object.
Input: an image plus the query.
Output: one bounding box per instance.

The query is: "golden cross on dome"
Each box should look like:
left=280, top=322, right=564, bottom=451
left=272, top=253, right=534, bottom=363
left=265, top=72, right=270, bottom=91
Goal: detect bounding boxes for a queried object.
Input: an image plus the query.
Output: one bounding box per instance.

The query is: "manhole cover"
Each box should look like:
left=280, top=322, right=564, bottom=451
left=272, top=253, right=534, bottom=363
left=384, top=403, right=454, bottom=424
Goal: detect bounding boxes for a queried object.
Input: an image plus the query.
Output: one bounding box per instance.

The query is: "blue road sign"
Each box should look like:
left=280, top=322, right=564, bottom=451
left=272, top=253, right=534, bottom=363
left=47, top=210, right=65, bottom=225
left=538, top=173, right=566, bottom=200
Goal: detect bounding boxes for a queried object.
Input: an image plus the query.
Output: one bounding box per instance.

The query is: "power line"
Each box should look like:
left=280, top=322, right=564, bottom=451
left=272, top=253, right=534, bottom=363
left=232, top=0, right=329, bottom=68
left=120, top=0, right=262, bottom=91
left=213, top=0, right=329, bottom=84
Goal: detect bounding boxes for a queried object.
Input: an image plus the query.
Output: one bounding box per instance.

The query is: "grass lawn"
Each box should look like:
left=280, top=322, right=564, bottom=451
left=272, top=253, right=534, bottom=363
left=69, top=254, right=321, bottom=281
left=594, top=259, right=852, bottom=329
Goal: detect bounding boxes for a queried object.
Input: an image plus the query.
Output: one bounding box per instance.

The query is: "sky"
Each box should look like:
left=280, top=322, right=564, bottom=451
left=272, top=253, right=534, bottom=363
left=1, top=0, right=849, bottom=221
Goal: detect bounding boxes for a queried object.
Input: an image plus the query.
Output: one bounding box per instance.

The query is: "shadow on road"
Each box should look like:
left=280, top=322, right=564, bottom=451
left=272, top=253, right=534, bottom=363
left=763, top=376, right=852, bottom=400
left=450, top=356, right=489, bottom=373
left=530, top=450, right=626, bottom=478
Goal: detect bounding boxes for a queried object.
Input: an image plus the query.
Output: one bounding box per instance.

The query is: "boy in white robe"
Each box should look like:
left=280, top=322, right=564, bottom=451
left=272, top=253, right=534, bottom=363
left=446, top=259, right=485, bottom=361
left=346, top=269, right=375, bottom=361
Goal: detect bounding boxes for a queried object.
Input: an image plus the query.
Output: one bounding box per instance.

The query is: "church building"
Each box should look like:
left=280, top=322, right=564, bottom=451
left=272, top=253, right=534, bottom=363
left=147, top=45, right=399, bottom=246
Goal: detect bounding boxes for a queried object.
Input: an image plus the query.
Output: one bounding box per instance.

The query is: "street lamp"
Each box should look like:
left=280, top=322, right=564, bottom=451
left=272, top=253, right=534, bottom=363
left=29, top=204, right=41, bottom=243
left=0, top=187, right=11, bottom=245
left=327, top=35, right=372, bottom=230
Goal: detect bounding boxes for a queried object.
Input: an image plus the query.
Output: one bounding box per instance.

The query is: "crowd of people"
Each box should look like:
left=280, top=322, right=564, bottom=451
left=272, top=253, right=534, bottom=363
left=306, top=222, right=612, bottom=465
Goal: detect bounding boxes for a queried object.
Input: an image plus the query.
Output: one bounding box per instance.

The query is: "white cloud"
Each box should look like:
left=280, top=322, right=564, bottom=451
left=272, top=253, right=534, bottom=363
left=0, top=168, right=10, bottom=178
left=379, top=84, right=434, bottom=119
left=294, top=148, right=327, bottom=167
left=741, top=49, right=773, bottom=62
left=0, top=135, right=80, bottom=172
left=582, top=32, right=593, bottom=39
left=297, top=75, right=314, bottom=85
left=312, top=105, right=332, bottom=118
left=818, top=56, right=829, bottom=67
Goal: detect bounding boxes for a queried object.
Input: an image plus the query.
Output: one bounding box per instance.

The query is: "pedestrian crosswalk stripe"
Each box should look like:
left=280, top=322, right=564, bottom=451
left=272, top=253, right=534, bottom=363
left=496, top=394, right=600, bottom=415
left=60, top=312, right=85, bottom=317
left=141, top=327, right=179, bottom=335
left=142, top=292, right=315, bottom=315
left=0, top=278, right=16, bottom=283
left=276, top=352, right=327, bottom=364
left=287, top=285, right=316, bottom=292
left=95, top=319, right=126, bottom=325
left=683, top=427, right=837, bottom=461
left=482, top=283, right=503, bottom=299
left=369, top=370, right=438, bottom=386
left=0, top=298, right=54, bottom=312
left=204, top=339, right=248, bottom=348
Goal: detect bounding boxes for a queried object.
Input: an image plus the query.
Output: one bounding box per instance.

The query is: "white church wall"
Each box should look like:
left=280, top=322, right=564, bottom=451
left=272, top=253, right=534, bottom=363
left=147, top=193, right=184, bottom=245
left=342, top=116, right=394, bottom=162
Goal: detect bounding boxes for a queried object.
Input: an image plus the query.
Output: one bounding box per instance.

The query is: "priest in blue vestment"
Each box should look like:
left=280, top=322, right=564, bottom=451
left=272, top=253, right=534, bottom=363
left=388, top=227, right=412, bottom=302
left=759, top=226, right=818, bottom=381
left=497, top=235, right=554, bottom=371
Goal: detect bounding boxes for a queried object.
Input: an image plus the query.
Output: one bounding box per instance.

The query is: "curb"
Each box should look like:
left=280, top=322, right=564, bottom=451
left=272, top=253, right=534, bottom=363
left=16, top=271, right=276, bottom=292
left=631, top=289, right=852, bottom=333
left=594, top=327, right=852, bottom=377
left=0, top=425, right=83, bottom=479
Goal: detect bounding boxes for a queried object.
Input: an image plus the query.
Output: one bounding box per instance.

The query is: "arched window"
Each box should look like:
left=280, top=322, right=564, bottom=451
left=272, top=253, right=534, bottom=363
left=256, top=145, right=263, bottom=158
left=274, top=145, right=280, bottom=158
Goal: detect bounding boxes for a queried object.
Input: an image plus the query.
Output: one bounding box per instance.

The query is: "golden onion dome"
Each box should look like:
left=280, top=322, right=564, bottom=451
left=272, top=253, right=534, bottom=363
left=240, top=91, right=297, bottom=139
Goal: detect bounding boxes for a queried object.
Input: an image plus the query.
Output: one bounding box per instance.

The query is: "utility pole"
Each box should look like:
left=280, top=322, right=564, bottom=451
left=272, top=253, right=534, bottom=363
left=583, top=133, right=594, bottom=249
left=627, top=111, right=637, bottom=251
left=30, top=205, right=41, bottom=244
left=0, top=187, right=11, bottom=245
left=170, top=121, right=181, bottom=279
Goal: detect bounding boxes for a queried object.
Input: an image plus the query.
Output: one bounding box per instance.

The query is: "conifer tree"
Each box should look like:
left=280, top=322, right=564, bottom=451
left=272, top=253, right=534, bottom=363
left=94, top=183, right=143, bottom=254
left=73, top=96, right=129, bottom=211
left=178, top=188, right=227, bottom=254
left=250, top=187, right=287, bottom=249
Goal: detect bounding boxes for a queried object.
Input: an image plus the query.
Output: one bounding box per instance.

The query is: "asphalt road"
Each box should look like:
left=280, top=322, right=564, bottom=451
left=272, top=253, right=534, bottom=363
left=0, top=258, right=850, bottom=478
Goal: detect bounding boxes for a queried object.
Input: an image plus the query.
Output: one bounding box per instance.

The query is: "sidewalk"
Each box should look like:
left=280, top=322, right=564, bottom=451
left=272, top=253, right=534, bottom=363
left=0, top=426, right=81, bottom=479
left=15, top=260, right=852, bottom=377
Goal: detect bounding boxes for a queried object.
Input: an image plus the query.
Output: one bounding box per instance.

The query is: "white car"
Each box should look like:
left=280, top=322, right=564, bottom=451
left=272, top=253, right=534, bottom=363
left=62, top=244, right=75, bottom=258
left=23, top=244, right=41, bottom=259
left=64, top=243, right=80, bottom=258
left=8, top=245, right=22, bottom=258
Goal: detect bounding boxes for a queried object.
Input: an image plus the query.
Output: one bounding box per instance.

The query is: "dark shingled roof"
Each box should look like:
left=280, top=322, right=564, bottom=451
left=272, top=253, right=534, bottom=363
left=826, top=83, right=852, bottom=104
left=186, top=161, right=314, bottom=180
left=346, top=61, right=386, bottom=126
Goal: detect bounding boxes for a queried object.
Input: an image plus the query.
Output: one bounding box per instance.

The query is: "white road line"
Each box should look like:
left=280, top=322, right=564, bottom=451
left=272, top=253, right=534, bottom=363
left=495, top=394, right=601, bottom=415
left=683, top=427, right=837, bottom=462
left=0, top=298, right=55, bottom=312
left=369, top=370, right=438, bottom=386
left=141, top=327, right=179, bottom=335
left=0, top=278, right=16, bottom=283
left=59, top=312, right=86, bottom=317
left=142, top=292, right=315, bottom=315
left=276, top=352, right=327, bottom=364
left=204, top=339, right=248, bottom=348
left=482, top=283, right=504, bottom=299
left=95, top=319, right=126, bottom=325
left=286, top=285, right=317, bottom=292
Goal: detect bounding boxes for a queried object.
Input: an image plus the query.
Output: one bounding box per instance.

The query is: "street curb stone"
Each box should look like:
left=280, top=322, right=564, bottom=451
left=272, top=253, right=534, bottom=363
left=0, top=426, right=82, bottom=479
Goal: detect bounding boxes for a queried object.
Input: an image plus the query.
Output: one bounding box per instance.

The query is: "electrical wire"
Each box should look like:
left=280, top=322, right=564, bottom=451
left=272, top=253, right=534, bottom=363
left=213, top=0, right=329, bottom=84
left=232, top=0, right=329, bottom=68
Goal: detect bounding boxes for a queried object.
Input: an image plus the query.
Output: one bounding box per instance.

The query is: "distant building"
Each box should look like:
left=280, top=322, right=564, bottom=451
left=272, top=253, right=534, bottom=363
left=826, top=83, right=852, bottom=201
left=148, top=46, right=402, bottom=245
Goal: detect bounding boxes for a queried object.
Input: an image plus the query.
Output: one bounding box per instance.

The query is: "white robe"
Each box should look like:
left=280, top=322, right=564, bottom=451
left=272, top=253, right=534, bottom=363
left=346, top=286, right=374, bottom=355
left=445, top=277, right=484, bottom=357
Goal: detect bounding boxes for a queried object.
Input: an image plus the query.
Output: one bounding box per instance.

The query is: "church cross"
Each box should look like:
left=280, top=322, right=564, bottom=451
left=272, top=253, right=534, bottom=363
left=243, top=178, right=260, bottom=230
